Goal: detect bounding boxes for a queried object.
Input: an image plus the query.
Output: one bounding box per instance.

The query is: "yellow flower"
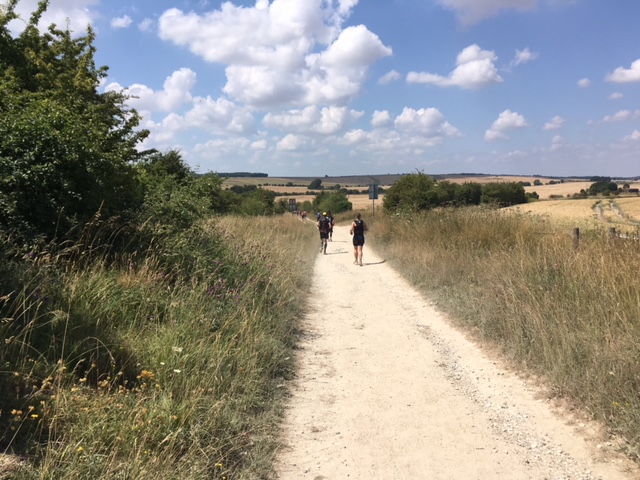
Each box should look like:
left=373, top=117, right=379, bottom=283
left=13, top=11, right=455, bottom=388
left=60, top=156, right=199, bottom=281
left=77, top=447, right=84, bottom=453
left=138, top=370, right=155, bottom=381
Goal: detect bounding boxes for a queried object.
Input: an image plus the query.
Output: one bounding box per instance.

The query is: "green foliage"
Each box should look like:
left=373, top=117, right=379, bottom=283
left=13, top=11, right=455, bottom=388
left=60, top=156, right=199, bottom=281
left=526, top=191, right=540, bottom=201
left=481, top=182, right=527, bottom=207
left=455, top=182, right=483, bottom=206
left=0, top=215, right=318, bottom=477
left=307, top=178, right=323, bottom=190
left=0, top=1, right=148, bottom=243
left=313, top=190, right=352, bottom=214
left=382, top=173, right=437, bottom=212
left=383, top=174, right=485, bottom=213
left=588, top=181, right=618, bottom=195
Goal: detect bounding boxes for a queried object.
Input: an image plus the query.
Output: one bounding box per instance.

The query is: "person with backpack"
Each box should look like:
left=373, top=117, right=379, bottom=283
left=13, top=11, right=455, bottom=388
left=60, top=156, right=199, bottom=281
left=350, top=213, right=368, bottom=266
left=317, top=212, right=331, bottom=254
left=326, top=211, right=335, bottom=241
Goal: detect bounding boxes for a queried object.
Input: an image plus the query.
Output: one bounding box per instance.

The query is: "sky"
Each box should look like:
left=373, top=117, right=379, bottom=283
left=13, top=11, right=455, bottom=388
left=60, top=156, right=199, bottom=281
left=4, top=0, right=640, bottom=178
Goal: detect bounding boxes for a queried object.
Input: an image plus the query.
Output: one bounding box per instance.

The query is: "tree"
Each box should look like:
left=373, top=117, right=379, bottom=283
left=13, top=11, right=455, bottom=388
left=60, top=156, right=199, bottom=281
left=481, top=182, right=527, bottom=207
left=0, top=1, right=149, bottom=242
left=455, top=182, right=482, bottom=206
left=307, top=178, right=323, bottom=190
left=382, top=173, right=437, bottom=212
left=588, top=181, right=618, bottom=195
left=313, top=191, right=352, bottom=214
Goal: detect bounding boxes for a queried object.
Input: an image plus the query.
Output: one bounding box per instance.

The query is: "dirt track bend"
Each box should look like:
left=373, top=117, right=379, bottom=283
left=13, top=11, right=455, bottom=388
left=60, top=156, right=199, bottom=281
left=275, top=224, right=639, bottom=480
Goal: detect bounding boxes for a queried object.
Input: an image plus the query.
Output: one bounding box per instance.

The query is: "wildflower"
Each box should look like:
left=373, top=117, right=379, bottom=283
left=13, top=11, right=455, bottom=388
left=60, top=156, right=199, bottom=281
left=30, top=414, right=38, bottom=419
left=172, top=346, right=183, bottom=353
left=77, top=446, right=84, bottom=453
left=173, top=369, right=181, bottom=374
left=138, top=370, right=155, bottom=381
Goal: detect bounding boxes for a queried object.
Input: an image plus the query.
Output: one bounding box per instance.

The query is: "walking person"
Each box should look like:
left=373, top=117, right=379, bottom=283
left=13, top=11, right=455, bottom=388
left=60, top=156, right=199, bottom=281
left=317, top=212, right=331, bottom=254
left=350, top=213, right=368, bottom=266
left=327, top=211, right=335, bottom=241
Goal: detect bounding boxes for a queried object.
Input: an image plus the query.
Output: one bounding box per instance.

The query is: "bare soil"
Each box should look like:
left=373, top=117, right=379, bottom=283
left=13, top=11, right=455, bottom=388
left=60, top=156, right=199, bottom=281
left=275, top=223, right=640, bottom=479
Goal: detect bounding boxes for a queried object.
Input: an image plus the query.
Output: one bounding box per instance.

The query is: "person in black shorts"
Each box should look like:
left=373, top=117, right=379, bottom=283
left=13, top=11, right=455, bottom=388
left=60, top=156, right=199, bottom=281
left=350, top=213, right=368, bottom=266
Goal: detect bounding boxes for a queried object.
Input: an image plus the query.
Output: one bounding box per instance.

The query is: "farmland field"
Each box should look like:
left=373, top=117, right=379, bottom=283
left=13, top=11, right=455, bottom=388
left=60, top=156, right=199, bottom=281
left=507, top=196, right=640, bottom=232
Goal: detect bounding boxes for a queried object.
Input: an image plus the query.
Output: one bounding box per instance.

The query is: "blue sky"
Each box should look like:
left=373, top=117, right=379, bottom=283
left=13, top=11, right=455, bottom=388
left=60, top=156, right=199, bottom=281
left=5, top=0, right=640, bottom=177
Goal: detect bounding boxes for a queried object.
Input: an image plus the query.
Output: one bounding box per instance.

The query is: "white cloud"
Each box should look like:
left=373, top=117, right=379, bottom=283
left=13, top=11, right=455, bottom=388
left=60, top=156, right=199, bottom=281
left=485, top=109, right=528, bottom=141
left=263, top=105, right=360, bottom=134
left=277, top=134, right=308, bottom=151
left=371, top=110, right=392, bottom=128
left=194, top=137, right=252, bottom=160
left=184, top=96, right=256, bottom=134
left=602, top=110, right=640, bottom=123
left=437, top=0, right=536, bottom=25
left=511, top=48, right=539, bottom=67
left=342, top=129, right=369, bottom=145
left=106, top=68, right=197, bottom=112
left=407, top=44, right=503, bottom=90
left=550, top=135, right=565, bottom=151
left=158, top=1, right=391, bottom=108
left=577, top=78, right=591, bottom=88
left=251, top=139, right=269, bottom=150
left=394, top=107, right=461, bottom=138
left=609, top=92, right=624, bottom=100
left=111, top=15, right=132, bottom=29
left=543, top=115, right=565, bottom=130
left=378, top=70, right=401, bottom=85
left=624, top=130, right=640, bottom=142
left=139, top=18, right=154, bottom=32
left=606, top=59, right=640, bottom=83
left=4, top=0, right=99, bottom=35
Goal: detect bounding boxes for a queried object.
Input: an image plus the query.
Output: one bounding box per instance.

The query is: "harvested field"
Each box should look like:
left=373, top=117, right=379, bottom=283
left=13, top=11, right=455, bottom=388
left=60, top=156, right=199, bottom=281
left=507, top=197, right=640, bottom=232
left=613, top=197, right=640, bottom=222
left=276, top=193, right=381, bottom=212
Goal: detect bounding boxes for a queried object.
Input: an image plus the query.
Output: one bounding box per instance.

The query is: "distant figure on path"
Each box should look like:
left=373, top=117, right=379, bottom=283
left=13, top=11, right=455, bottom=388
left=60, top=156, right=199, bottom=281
left=350, top=213, right=368, bottom=266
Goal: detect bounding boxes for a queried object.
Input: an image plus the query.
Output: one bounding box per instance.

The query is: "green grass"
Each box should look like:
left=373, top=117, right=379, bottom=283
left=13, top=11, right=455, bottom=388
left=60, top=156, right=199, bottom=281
left=370, top=207, right=640, bottom=460
left=0, top=214, right=318, bottom=479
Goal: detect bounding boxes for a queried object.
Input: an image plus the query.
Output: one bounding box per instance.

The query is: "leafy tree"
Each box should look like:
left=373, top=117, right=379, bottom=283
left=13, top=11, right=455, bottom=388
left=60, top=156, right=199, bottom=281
left=0, top=1, right=149, bottom=242
left=139, top=149, right=191, bottom=182
left=434, top=180, right=457, bottom=206
left=455, top=182, right=482, bottom=206
left=313, top=190, right=352, bottom=214
left=382, top=173, right=438, bottom=212
left=481, top=182, right=527, bottom=207
left=588, top=181, right=618, bottom=195
left=307, top=178, right=323, bottom=190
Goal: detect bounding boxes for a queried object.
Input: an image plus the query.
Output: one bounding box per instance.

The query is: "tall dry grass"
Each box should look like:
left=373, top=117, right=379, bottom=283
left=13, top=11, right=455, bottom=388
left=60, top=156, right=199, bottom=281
left=1, top=214, right=318, bottom=479
left=371, top=207, right=640, bottom=459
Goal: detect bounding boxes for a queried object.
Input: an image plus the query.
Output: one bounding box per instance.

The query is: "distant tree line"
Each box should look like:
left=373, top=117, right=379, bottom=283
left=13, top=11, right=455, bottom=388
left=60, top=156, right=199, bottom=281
left=382, top=173, right=528, bottom=213
left=217, top=172, right=269, bottom=178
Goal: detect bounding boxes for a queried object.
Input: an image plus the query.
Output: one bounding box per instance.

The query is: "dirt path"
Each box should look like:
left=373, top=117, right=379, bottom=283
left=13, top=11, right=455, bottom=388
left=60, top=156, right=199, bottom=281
left=275, top=224, right=639, bottom=480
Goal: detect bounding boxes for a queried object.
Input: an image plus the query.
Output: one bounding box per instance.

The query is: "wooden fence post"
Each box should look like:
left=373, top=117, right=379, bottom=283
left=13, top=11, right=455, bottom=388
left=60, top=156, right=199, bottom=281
left=572, top=227, right=580, bottom=249
left=608, top=227, right=617, bottom=242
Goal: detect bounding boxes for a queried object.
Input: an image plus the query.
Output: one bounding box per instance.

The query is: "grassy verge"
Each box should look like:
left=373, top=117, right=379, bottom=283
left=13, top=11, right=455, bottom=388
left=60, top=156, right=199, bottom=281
left=370, top=207, right=640, bottom=460
left=0, top=214, right=318, bottom=479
